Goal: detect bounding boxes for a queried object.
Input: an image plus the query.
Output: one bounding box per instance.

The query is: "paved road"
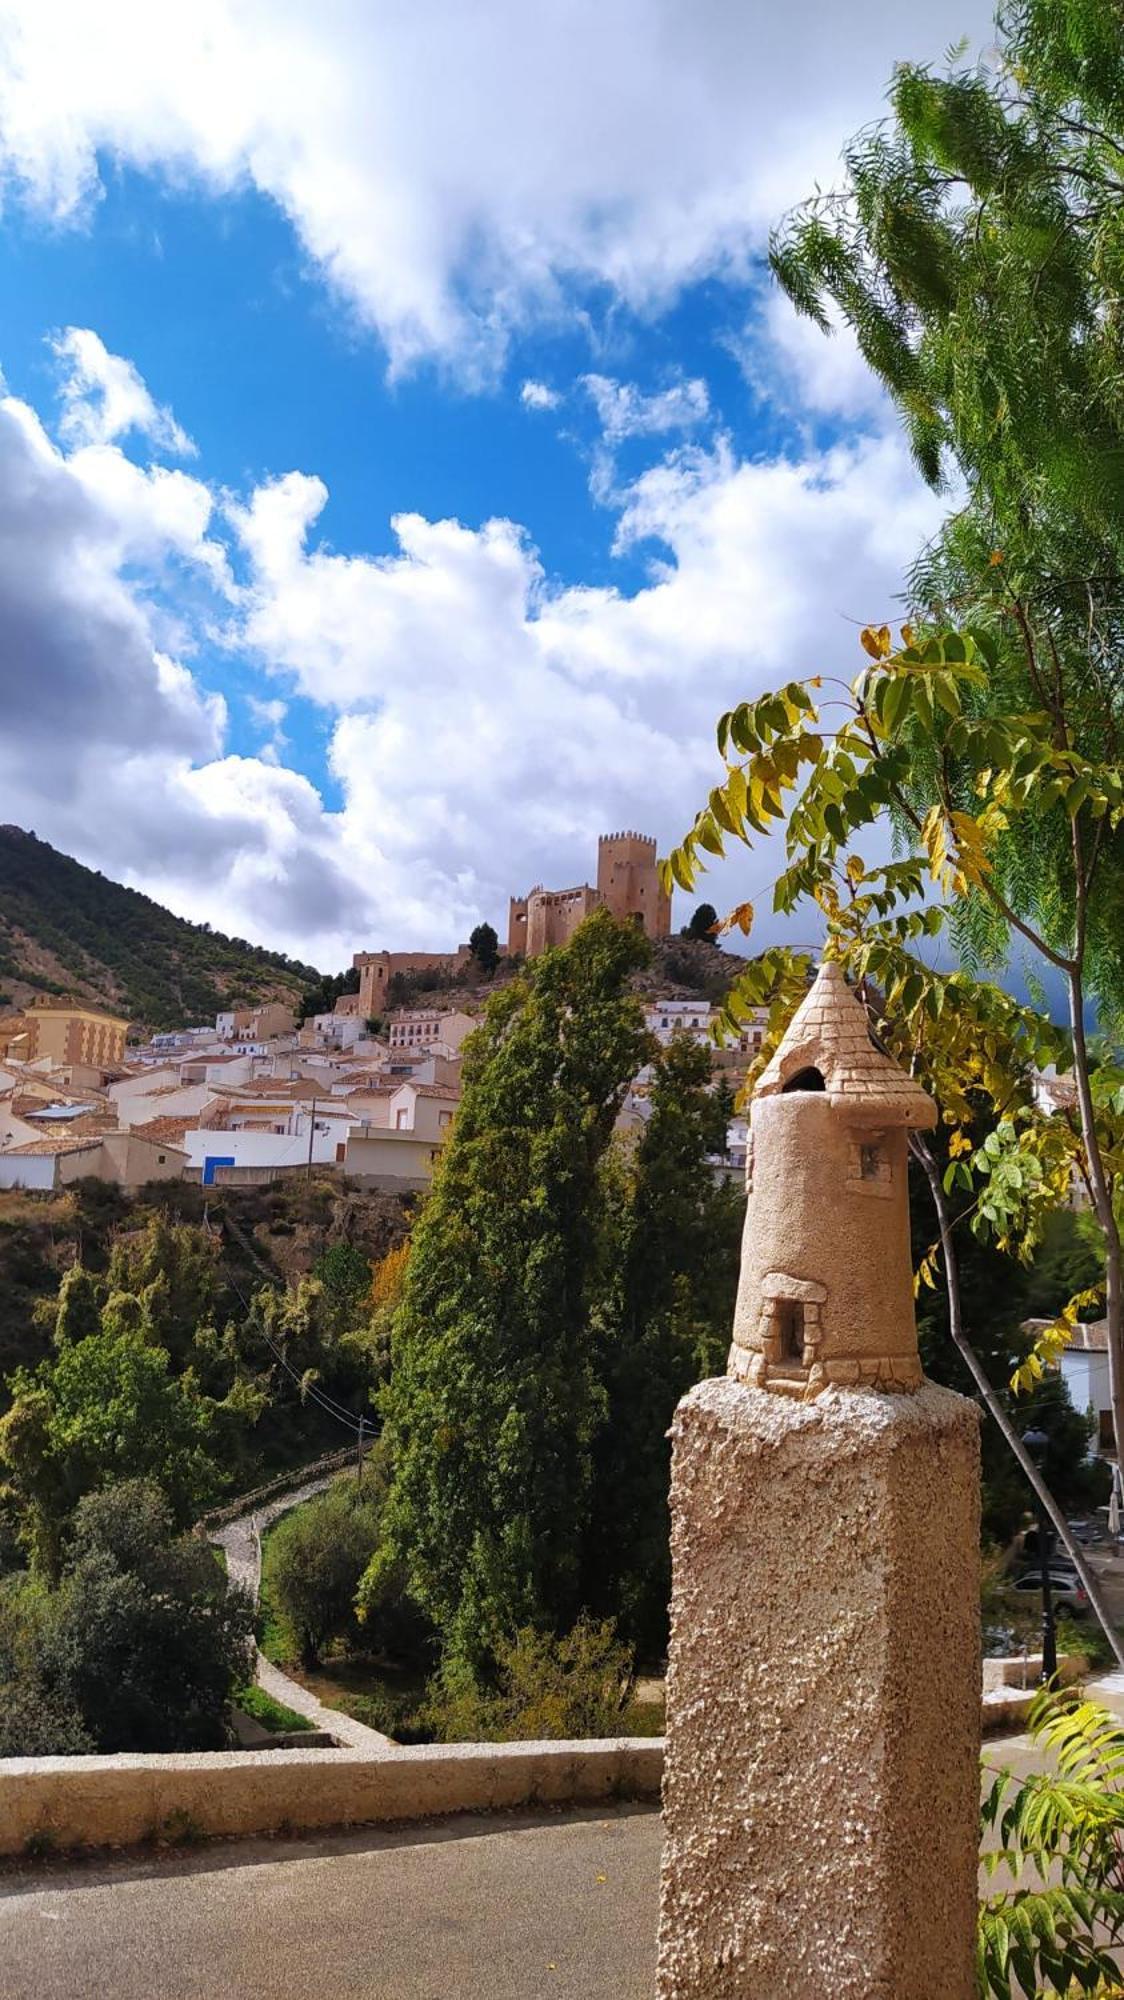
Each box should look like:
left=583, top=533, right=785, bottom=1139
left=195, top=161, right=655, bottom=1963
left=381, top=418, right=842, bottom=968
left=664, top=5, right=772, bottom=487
left=0, top=1806, right=662, bottom=2000
left=210, top=1477, right=391, bottom=1752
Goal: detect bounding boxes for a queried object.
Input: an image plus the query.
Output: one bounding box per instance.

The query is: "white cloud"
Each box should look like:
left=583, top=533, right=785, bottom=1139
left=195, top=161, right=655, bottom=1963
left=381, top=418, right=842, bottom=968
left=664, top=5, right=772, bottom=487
left=582, top=373, right=710, bottom=443
left=520, top=380, right=561, bottom=411
left=0, top=0, right=993, bottom=375
left=0, top=329, right=947, bottom=970
left=51, top=327, right=196, bottom=455
left=741, top=291, right=893, bottom=424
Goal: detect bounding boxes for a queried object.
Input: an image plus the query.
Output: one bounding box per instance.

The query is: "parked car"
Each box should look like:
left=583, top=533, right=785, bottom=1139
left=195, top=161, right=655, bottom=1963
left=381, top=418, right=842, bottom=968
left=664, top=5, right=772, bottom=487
left=1006, top=1571, right=1089, bottom=1616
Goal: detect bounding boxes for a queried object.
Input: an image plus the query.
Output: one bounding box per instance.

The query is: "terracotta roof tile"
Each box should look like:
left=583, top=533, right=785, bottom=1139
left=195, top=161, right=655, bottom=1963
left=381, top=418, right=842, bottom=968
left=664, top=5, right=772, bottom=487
left=5, top=1137, right=103, bottom=1157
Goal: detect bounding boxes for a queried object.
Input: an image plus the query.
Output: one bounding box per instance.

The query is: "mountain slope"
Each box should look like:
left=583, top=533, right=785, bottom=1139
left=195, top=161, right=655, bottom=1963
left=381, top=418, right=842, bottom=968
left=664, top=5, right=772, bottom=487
left=0, top=827, right=321, bottom=1030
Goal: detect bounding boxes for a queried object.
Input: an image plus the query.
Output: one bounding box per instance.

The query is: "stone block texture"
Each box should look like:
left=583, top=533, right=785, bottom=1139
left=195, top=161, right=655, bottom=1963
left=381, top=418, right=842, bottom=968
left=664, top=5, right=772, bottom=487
left=657, top=1377, right=980, bottom=2000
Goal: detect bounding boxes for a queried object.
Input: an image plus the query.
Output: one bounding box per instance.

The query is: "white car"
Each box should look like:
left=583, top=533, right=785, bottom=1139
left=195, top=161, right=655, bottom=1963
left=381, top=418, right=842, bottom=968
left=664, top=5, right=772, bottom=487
left=1006, top=1571, right=1088, bottom=1615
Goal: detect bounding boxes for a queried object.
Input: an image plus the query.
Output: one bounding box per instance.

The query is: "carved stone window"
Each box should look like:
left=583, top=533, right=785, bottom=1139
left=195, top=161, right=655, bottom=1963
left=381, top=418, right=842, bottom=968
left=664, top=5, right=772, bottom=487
left=776, top=1299, right=804, bottom=1363
left=848, top=1135, right=893, bottom=1197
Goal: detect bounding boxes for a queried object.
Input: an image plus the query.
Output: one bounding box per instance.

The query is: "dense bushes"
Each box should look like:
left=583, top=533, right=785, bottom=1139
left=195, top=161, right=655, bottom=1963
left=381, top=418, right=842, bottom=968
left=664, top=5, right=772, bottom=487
left=265, top=1481, right=384, bottom=1667
left=0, top=1482, right=254, bottom=1754
left=426, top=1616, right=638, bottom=1744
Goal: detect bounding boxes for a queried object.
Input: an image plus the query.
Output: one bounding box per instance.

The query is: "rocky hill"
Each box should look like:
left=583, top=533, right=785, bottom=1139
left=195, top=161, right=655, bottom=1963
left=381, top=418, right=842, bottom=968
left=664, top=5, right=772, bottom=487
left=0, top=826, right=321, bottom=1031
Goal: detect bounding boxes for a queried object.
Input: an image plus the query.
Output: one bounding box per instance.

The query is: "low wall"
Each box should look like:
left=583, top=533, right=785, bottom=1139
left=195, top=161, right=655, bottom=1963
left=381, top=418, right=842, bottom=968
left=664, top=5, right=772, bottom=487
left=198, top=1446, right=372, bottom=1529
left=0, top=1739, right=664, bottom=1856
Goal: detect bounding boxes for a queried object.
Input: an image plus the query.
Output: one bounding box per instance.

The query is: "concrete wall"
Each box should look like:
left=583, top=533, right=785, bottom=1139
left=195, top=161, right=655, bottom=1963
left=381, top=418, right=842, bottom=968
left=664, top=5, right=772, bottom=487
left=0, top=1739, right=664, bottom=1856
left=345, top=1130, right=439, bottom=1188
left=0, top=1151, right=57, bottom=1190
left=182, top=1127, right=340, bottom=1172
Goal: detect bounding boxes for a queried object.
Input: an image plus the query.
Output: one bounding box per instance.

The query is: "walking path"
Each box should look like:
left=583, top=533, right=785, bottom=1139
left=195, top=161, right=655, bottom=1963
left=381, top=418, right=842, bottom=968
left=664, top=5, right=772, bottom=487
left=209, top=1475, right=392, bottom=1753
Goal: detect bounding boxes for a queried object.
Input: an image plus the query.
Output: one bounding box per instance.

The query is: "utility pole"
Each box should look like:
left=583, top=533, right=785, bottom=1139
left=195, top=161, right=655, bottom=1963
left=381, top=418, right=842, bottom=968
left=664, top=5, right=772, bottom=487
left=305, top=1094, right=316, bottom=1180
left=356, top=1414, right=366, bottom=1488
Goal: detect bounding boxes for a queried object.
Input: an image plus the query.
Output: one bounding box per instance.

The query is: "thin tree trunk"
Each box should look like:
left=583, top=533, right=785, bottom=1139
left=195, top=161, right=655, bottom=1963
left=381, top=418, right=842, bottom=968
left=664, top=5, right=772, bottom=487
left=1066, top=964, right=1124, bottom=1499
left=911, top=1133, right=1124, bottom=1672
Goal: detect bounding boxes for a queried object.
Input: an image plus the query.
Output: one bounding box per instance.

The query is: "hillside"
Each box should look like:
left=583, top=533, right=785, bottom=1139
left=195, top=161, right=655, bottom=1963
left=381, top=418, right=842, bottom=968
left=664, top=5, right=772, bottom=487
left=0, top=826, right=321, bottom=1031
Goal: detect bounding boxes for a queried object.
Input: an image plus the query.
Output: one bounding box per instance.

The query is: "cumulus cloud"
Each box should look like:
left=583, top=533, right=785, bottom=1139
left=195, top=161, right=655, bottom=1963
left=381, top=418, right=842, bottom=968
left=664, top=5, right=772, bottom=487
left=0, top=326, right=946, bottom=969
left=51, top=327, right=196, bottom=455
left=582, top=374, right=710, bottom=443
left=520, top=380, right=561, bottom=410
left=0, top=0, right=992, bottom=375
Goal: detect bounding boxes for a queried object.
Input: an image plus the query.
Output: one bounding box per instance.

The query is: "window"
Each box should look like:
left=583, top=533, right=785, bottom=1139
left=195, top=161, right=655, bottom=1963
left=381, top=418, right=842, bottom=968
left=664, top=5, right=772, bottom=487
left=396, top=1108, right=409, bottom=1129
left=776, top=1299, right=804, bottom=1363
left=782, top=1065, right=825, bottom=1093
left=157, top=1153, right=166, bottom=1164
left=860, top=1144, right=882, bottom=1180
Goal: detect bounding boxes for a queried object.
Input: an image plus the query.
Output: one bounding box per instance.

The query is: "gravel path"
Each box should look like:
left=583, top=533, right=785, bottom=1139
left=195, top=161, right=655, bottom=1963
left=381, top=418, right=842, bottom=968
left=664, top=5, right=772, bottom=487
left=210, top=1475, right=393, bottom=1753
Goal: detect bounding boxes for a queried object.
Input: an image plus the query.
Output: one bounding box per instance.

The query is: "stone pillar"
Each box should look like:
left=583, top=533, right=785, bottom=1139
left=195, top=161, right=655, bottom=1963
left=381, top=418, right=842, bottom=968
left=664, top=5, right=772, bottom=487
left=656, top=1375, right=980, bottom=2000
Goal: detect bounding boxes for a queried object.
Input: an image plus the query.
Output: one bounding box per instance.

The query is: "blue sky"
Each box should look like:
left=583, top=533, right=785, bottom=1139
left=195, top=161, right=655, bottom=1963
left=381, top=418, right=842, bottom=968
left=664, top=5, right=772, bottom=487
left=0, top=0, right=989, bottom=970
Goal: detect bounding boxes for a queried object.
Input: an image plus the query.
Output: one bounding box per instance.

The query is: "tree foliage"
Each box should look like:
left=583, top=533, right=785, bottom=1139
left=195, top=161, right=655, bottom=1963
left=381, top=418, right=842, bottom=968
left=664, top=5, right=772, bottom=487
left=0, top=1319, right=225, bottom=1575
left=978, top=1688, right=1124, bottom=1997
left=265, top=1479, right=383, bottom=1668
left=469, top=922, right=500, bottom=975
left=425, top=1614, right=636, bottom=1744
left=30, top=1481, right=254, bottom=1753
left=364, top=910, right=653, bottom=1684
left=0, top=825, right=318, bottom=1026
left=684, top=902, right=718, bottom=940
left=588, top=1036, right=742, bottom=1654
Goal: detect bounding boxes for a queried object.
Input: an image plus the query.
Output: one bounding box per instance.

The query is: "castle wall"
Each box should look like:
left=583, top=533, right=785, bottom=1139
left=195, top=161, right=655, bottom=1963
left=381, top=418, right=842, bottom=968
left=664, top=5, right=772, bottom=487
left=354, top=948, right=471, bottom=1016
left=524, top=885, right=600, bottom=958
left=597, top=831, right=671, bottom=940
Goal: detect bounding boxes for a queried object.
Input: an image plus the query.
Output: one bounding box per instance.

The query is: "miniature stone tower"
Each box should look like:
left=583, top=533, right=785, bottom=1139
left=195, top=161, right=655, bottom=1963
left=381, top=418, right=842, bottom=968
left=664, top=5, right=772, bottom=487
left=730, top=958, right=935, bottom=1398
left=657, top=961, right=981, bottom=2000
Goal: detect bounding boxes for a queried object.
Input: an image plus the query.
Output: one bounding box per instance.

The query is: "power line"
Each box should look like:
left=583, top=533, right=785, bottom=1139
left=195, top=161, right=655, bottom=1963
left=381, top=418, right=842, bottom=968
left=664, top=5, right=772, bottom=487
left=215, top=1217, right=374, bottom=1438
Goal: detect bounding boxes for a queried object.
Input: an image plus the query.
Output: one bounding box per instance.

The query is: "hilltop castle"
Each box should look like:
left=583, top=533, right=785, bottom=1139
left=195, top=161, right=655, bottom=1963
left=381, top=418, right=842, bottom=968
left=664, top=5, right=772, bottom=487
left=508, top=830, right=671, bottom=959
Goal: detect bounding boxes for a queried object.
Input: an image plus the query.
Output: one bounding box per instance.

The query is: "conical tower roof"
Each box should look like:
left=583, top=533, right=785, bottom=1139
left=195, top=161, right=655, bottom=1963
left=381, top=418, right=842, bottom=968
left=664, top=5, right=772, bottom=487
left=754, top=961, right=936, bottom=1129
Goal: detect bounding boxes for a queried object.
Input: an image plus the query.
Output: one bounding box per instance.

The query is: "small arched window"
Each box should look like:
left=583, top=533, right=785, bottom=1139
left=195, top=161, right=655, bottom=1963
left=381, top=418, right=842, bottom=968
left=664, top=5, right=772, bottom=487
left=782, top=1065, right=826, bottom=1093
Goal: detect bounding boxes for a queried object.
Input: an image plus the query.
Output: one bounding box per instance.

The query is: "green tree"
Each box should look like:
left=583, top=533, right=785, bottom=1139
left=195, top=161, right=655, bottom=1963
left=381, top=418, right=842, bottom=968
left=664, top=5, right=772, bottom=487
left=265, top=1481, right=382, bottom=1668
left=104, top=1214, right=220, bottom=1363
left=661, top=628, right=1124, bottom=1658
left=362, top=909, right=652, bottom=1685
left=0, top=1328, right=224, bottom=1574
left=769, top=0, right=1124, bottom=1462
left=684, top=902, right=718, bottom=940
left=425, top=1614, right=636, bottom=1744
left=313, top=1243, right=373, bottom=1329
left=50, top=1264, right=103, bottom=1347
left=33, top=1481, right=254, bottom=1753
left=588, top=1037, right=743, bottom=1654
left=469, top=922, right=500, bottom=975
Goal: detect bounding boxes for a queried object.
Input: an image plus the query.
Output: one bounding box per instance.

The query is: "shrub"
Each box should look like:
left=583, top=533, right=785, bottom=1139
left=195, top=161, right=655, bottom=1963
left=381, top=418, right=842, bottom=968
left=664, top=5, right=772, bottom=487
left=264, top=1481, right=381, bottom=1667
left=34, top=1481, right=254, bottom=1752
left=425, top=1615, right=636, bottom=1743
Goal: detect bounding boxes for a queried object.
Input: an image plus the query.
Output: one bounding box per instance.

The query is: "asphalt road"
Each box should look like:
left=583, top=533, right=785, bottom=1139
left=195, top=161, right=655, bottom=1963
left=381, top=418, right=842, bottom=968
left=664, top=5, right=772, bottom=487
left=0, top=1805, right=663, bottom=2000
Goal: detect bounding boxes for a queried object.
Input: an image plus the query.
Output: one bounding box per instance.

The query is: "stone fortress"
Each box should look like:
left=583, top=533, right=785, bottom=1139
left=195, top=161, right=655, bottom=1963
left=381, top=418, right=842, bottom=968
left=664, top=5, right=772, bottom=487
left=352, top=831, right=672, bottom=1010
left=508, top=830, right=671, bottom=958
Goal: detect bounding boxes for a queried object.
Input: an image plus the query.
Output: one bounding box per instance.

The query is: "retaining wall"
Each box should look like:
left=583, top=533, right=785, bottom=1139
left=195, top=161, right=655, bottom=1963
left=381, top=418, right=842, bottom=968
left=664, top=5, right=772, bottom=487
left=0, top=1739, right=664, bottom=1856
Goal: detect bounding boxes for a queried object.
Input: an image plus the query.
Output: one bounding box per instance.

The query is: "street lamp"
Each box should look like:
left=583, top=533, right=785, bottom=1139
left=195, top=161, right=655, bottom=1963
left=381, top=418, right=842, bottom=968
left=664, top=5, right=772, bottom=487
left=1022, top=1427, right=1058, bottom=1684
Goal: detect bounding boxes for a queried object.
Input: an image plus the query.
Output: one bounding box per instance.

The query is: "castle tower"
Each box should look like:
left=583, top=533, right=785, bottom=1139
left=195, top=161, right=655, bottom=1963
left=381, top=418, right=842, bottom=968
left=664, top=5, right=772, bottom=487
left=657, top=960, right=980, bottom=2000
left=730, top=958, right=936, bottom=1397
left=597, top=831, right=671, bottom=940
